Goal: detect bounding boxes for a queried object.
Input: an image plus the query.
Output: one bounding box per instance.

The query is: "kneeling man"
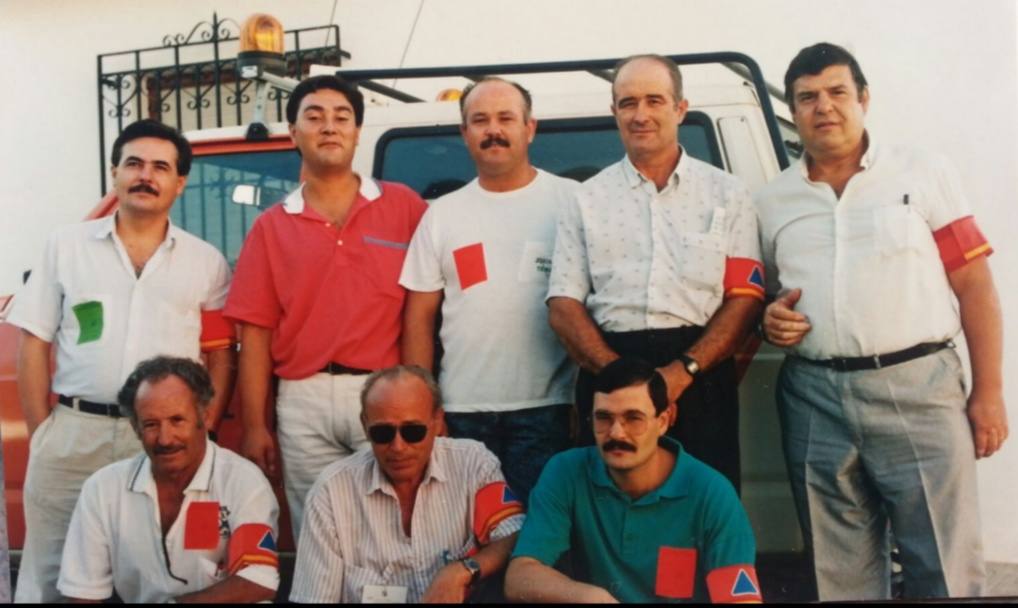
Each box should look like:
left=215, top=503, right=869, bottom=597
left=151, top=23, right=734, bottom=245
left=58, top=357, right=279, bottom=603
left=505, top=358, right=761, bottom=603
left=290, top=366, right=524, bottom=603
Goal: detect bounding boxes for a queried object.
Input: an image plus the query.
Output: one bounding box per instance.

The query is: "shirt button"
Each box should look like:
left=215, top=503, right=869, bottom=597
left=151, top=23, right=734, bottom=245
left=325, top=222, right=331, bottom=227
left=337, top=239, right=343, bottom=246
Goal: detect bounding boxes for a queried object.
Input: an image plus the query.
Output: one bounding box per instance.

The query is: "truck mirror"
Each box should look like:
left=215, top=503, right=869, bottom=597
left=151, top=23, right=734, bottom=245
left=231, top=184, right=260, bottom=207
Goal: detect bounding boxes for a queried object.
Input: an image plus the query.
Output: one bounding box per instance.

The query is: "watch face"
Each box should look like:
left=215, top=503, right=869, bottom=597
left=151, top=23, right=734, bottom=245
left=462, top=557, right=481, bottom=583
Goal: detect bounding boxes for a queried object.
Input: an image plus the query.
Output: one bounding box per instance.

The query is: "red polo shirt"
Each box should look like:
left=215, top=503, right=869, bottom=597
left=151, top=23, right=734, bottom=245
left=224, top=178, right=427, bottom=379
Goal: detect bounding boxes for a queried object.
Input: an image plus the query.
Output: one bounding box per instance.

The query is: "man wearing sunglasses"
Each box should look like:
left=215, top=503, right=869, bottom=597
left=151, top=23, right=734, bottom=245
left=290, top=366, right=525, bottom=603
left=505, top=358, right=760, bottom=603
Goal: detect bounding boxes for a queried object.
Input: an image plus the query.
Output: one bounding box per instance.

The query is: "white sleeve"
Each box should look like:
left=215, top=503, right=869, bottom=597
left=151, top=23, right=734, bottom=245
left=726, top=181, right=762, bottom=263
left=546, top=192, right=592, bottom=303
left=57, top=475, right=114, bottom=601
left=227, top=466, right=280, bottom=592
left=399, top=205, right=446, bottom=292
left=289, top=484, right=345, bottom=603
left=202, top=251, right=232, bottom=311
left=6, top=230, right=63, bottom=341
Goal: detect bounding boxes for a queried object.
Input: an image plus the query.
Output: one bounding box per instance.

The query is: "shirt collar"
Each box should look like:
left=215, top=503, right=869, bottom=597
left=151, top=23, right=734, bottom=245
left=365, top=439, right=449, bottom=497
left=92, top=212, right=180, bottom=248
left=621, top=146, right=687, bottom=191
left=798, top=130, right=876, bottom=179
left=128, top=438, right=217, bottom=496
left=588, top=436, right=690, bottom=502
left=282, top=176, right=382, bottom=215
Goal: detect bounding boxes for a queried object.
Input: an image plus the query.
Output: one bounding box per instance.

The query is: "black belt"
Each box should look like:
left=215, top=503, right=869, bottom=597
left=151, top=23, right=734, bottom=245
left=58, top=394, right=123, bottom=418
left=797, top=341, right=952, bottom=372
left=319, top=362, right=372, bottom=375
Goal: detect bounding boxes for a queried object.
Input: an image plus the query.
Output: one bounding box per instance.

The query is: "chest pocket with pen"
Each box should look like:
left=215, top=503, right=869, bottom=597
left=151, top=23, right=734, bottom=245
left=873, top=200, right=930, bottom=256
left=674, top=232, right=726, bottom=292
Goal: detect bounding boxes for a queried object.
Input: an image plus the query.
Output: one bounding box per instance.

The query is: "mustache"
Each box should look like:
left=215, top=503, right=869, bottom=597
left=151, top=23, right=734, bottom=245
left=602, top=439, right=637, bottom=453
left=129, top=183, right=159, bottom=195
left=154, top=444, right=185, bottom=455
left=480, top=136, right=510, bottom=149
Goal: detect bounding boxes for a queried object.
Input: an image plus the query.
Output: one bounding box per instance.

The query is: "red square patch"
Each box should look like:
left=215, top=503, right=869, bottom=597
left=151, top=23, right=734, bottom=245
left=184, top=501, right=221, bottom=550
left=655, top=546, right=697, bottom=599
left=453, top=243, right=488, bottom=291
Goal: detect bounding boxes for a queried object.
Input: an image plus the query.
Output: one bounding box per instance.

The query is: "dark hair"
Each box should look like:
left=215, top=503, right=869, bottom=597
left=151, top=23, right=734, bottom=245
left=612, top=54, right=683, bottom=103
left=111, top=119, right=192, bottom=176
left=117, top=356, right=214, bottom=427
left=286, top=75, right=365, bottom=126
left=783, top=42, right=868, bottom=110
left=459, top=77, right=533, bottom=123
left=361, top=365, right=442, bottom=413
left=592, top=357, right=670, bottom=415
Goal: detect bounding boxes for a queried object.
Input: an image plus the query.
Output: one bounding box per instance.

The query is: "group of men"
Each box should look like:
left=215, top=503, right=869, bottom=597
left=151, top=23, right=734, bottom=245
left=6, top=41, right=1006, bottom=603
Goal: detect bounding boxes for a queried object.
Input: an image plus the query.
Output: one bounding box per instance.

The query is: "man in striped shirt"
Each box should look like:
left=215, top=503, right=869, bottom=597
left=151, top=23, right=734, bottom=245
left=290, top=366, right=524, bottom=603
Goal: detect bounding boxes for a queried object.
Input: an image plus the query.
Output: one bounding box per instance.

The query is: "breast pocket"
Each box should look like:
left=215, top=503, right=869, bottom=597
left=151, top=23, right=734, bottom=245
left=674, top=232, right=726, bottom=292
left=362, top=235, right=411, bottom=298
left=874, top=205, right=929, bottom=256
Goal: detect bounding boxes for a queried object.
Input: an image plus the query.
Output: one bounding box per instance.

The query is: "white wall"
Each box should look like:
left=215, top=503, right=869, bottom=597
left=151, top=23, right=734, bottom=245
left=2, top=0, right=1016, bottom=561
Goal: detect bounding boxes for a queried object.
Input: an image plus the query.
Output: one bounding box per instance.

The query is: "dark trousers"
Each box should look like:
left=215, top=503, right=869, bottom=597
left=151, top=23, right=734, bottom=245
left=445, top=403, right=572, bottom=506
left=575, top=326, right=741, bottom=492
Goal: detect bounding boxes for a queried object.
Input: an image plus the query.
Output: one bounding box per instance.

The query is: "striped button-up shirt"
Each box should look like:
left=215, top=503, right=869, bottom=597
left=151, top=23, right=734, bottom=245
left=289, top=438, right=524, bottom=603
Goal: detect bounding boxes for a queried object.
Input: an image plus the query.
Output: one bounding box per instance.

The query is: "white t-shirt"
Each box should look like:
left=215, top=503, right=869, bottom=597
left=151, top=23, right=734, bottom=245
left=57, top=441, right=280, bottom=603
left=400, top=169, right=577, bottom=413
left=6, top=214, right=231, bottom=403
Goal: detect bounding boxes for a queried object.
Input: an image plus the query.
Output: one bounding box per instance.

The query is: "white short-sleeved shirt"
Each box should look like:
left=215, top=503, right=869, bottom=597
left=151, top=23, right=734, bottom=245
left=755, top=139, right=976, bottom=359
left=290, top=438, right=525, bottom=604
left=6, top=214, right=231, bottom=403
left=57, top=441, right=279, bottom=603
left=548, top=151, right=761, bottom=332
left=399, top=170, right=578, bottom=413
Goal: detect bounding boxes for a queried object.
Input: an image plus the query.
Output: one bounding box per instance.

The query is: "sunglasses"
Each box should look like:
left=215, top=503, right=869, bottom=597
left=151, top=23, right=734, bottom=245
left=367, top=422, right=429, bottom=445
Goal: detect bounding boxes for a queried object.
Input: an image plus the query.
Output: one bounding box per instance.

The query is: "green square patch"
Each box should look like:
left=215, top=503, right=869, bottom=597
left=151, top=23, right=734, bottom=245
left=72, top=300, right=104, bottom=344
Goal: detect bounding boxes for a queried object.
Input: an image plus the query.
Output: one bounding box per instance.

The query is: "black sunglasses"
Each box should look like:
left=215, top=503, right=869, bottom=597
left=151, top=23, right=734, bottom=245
left=367, top=423, right=429, bottom=445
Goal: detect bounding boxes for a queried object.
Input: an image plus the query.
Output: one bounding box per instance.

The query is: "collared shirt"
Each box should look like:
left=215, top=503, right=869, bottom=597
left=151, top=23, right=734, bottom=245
left=755, top=139, right=990, bottom=359
left=548, top=151, right=762, bottom=332
left=512, top=438, right=759, bottom=603
left=290, top=438, right=525, bottom=603
left=224, top=178, right=427, bottom=379
left=57, top=441, right=280, bottom=603
left=7, top=214, right=231, bottom=403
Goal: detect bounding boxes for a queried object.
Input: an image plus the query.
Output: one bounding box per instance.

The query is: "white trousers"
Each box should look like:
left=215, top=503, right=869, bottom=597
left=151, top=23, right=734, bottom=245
left=15, top=404, right=141, bottom=603
left=276, top=373, right=369, bottom=541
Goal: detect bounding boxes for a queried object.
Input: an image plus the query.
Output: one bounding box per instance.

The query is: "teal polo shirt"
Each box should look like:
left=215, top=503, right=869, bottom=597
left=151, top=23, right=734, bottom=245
left=512, top=437, right=758, bottom=603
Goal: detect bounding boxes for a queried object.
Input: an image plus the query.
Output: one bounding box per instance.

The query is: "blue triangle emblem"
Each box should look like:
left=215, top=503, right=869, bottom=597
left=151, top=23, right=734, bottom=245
left=258, top=531, right=277, bottom=551
left=748, top=267, right=764, bottom=289
left=502, top=486, right=519, bottom=504
left=731, top=569, right=758, bottom=596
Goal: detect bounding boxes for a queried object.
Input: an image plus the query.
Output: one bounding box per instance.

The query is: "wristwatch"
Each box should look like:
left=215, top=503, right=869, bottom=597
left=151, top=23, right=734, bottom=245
left=677, top=353, right=701, bottom=377
left=459, top=557, right=482, bottom=585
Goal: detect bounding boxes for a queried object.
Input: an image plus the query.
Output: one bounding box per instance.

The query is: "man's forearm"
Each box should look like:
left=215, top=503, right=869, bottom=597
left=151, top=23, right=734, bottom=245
left=205, top=347, right=237, bottom=430
left=17, top=329, right=54, bottom=436
left=547, top=297, right=618, bottom=373
left=952, top=259, right=1004, bottom=394
left=472, top=533, right=517, bottom=581
left=402, top=290, right=442, bottom=371
left=504, top=557, right=615, bottom=603
left=685, top=297, right=763, bottom=371
left=238, top=324, right=274, bottom=431
left=176, top=574, right=275, bottom=604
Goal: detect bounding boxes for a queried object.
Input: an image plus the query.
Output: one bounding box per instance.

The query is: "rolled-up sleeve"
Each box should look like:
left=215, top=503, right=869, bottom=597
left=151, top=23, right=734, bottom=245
left=546, top=193, right=591, bottom=304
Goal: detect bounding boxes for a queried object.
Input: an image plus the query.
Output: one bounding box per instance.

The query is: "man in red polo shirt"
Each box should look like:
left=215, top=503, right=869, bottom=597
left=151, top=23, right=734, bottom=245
left=224, top=75, right=427, bottom=538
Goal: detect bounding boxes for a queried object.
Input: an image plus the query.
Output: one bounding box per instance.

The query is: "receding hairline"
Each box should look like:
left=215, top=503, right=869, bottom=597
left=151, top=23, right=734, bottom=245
left=459, top=77, right=533, bottom=122
left=611, top=54, right=684, bottom=102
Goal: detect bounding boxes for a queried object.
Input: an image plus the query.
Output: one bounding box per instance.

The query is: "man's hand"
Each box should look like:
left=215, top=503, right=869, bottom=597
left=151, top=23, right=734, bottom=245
left=420, top=562, right=472, bottom=604
left=241, top=426, right=278, bottom=479
left=967, top=389, right=1009, bottom=459
left=763, top=288, right=811, bottom=346
left=657, top=361, right=694, bottom=407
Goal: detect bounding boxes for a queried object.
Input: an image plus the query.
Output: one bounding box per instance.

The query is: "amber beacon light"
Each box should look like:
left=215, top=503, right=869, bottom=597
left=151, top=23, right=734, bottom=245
left=238, top=13, right=286, bottom=78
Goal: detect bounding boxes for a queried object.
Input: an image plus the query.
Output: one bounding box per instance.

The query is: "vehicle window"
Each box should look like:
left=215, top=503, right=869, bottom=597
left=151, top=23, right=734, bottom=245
left=170, top=149, right=301, bottom=266
left=376, top=113, right=723, bottom=199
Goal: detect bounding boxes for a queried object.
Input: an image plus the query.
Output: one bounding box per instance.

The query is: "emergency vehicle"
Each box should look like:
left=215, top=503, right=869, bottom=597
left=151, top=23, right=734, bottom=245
left=0, top=13, right=803, bottom=563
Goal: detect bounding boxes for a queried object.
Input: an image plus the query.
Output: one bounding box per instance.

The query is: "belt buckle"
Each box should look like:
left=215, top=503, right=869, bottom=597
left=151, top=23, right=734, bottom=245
left=872, top=354, right=882, bottom=370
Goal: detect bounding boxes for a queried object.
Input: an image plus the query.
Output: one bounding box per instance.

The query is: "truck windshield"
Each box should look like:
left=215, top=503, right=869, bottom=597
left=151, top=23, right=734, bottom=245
left=376, top=113, right=722, bottom=199
left=170, top=149, right=301, bottom=266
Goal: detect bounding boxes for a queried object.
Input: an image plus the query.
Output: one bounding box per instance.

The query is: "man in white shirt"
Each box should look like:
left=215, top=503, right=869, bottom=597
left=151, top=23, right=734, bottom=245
left=757, top=42, right=1006, bottom=600
left=290, top=366, right=524, bottom=603
left=7, top=119, right=236, bottom=602
left=400, top=77, right=577, bottom=503
left=547, top=55, right=764, bottom=490
left=58, top=356, right=278, bottom=603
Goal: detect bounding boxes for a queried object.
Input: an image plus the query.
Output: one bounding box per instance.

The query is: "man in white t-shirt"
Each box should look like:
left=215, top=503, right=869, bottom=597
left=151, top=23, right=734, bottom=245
left=400, top=77, right=577, bottom=503
left=58, top=356, right=278, bottom=603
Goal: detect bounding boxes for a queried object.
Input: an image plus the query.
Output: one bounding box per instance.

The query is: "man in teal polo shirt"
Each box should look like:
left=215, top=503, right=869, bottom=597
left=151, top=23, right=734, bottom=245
left=504, top=357, right=761, bottom=603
